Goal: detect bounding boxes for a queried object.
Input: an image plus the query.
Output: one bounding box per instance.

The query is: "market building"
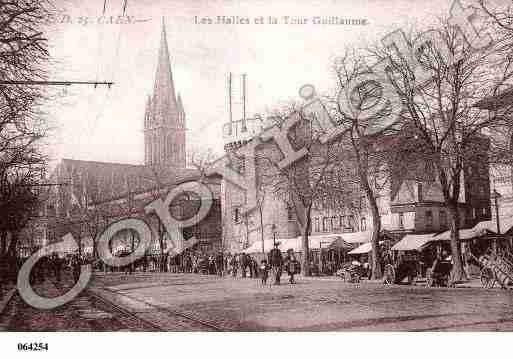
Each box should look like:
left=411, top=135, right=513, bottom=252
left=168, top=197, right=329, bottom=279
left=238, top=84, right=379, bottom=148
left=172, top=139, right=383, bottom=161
left=220, top=112, right=492, bottom=261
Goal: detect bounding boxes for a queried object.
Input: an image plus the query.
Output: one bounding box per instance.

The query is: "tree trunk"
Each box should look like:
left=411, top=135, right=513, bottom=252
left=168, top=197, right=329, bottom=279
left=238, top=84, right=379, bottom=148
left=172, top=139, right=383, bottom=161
left=447, top=203, right=465, bottom=282
left=360, top=173, right=382, bottom=279
left=0, top=231, right=7, bottom=255
left=259, top=206, right=265, bottom=254
left=158, top=221, right=165, bottom=272
left=367, top=195, right=382, bottom=279
left=301, top=204, right=312, bottom=276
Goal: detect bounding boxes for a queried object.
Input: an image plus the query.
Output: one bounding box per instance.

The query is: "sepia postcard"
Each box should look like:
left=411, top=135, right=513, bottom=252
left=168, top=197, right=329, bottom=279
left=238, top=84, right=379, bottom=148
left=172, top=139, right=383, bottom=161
left=1, top=0, right=513, bottom=356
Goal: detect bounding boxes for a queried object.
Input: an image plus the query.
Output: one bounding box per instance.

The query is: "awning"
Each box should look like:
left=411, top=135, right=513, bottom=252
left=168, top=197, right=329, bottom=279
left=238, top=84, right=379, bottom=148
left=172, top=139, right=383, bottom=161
left=244, top=234, right=343, bottom=254
left=340, top=231, right=372, bottom=244
left=472, top=217, right=513, bottom=235
left=244, top=238, right=294, bottom=254
left=391, top=233, right=438, bottom=251
left=434, top=227, right=489, bottom=241
left=348, top=241, right=384, bottom=255
left=328, top=237, right=354, bottom=250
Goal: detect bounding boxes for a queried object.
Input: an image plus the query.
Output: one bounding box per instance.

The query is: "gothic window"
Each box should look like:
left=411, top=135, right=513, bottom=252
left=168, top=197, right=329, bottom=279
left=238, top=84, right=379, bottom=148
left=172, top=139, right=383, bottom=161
left=314, top=218, right=320, bottom=233
left=360, top=217, right=367, bottom=231
left=398, top=212, right=404, bottom=229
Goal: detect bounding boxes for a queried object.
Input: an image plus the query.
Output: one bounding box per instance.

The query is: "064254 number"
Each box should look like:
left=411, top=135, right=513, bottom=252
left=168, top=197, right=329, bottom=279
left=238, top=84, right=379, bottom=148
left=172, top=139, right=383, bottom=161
left=17, top=343, right=49, bottom=351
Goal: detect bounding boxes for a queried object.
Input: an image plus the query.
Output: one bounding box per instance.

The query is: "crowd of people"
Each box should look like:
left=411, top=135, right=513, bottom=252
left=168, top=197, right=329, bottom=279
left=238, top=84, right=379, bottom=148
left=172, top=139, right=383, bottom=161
left=0, top=242, right=304, bottom=291
left=160, top=242, right=301, bottom=285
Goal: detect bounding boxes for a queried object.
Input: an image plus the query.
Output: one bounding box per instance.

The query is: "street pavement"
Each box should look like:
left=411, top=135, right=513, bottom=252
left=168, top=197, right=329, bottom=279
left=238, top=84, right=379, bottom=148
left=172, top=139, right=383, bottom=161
left=0, top=276, right=157, bottom=331
left=86, top=272, right=513, bottom=331
left=3, top=271, right=513, bottom=331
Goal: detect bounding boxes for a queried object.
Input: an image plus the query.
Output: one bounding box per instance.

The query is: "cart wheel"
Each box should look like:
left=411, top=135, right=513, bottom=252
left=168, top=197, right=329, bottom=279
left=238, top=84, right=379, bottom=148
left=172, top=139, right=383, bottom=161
left=383, top=264, right=396, bottom=285
left=426, top=268, right=434, bottom=287
left=480, top=267, right=495, bottom=289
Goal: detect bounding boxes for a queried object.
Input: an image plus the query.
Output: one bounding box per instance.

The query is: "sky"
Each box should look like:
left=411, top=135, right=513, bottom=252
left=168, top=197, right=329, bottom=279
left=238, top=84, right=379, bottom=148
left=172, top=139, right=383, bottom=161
left=45, top=0, right=465, bottom=167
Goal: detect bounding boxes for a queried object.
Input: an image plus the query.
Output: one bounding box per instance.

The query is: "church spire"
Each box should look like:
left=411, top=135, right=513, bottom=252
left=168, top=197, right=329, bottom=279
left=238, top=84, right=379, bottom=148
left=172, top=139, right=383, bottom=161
left=153, top=17, right=179, bottom=126
left=177, top=92, right=185, bottom=128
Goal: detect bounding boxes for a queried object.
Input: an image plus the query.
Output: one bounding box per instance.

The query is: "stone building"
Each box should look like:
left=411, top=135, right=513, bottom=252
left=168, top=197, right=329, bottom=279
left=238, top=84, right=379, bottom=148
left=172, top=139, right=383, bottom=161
left=34, top=21, right=222, bottom=256
left=220, top=114, right=492, bottom=254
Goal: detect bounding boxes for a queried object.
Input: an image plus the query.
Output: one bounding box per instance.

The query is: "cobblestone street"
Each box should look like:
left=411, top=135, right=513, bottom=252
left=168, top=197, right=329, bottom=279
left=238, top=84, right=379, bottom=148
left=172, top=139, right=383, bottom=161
left=87, top=272, right=513, bottom=331
left=4, top=272, right=513, bottom=331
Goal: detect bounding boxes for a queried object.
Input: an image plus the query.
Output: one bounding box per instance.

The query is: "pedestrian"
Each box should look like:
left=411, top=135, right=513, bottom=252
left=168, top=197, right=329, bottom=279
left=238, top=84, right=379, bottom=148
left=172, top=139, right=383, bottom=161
left=71, top=254, right=81, bottom=283
left=285, top=250, right=299, bottom=284
left=260, top=259, right=269, bottom=285
left=230, top=254, right=238, bottom=277
left=215, top=251, right=224, bottom=276
left=239, top=253, right=247, bottom=278
left=268, top=242, right=283, bottom=285
left=252, top=257, right=259, bottom=279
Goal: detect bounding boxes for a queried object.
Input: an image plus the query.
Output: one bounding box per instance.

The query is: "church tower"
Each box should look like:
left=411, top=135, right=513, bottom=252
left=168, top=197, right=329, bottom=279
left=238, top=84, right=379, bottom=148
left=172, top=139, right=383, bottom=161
left=144, top=19, right=186, bottom=168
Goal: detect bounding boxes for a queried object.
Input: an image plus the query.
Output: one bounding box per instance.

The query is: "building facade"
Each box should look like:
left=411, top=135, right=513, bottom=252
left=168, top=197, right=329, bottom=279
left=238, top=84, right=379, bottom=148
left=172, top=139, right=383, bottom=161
left=220, top=116, right=492, bottom=254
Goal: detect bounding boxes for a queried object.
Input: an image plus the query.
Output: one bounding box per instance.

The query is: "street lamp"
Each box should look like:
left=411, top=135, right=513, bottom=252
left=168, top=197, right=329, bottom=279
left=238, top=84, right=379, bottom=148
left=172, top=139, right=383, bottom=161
left=271, top=223, right=277, bottom=246
left=491, top=189, right=503, bottom=252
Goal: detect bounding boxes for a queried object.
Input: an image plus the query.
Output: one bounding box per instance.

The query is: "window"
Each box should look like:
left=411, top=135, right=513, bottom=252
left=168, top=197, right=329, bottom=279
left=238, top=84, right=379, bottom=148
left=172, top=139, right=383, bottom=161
left=233, top=207, right=241, bottom=224
left=360, top=217, right=367, bottom=231
left=339, top=215, right=345, bottom=229
left=238, top=156, right=245, bottom=174
left=426, top=210, right=433, bottom=228
left=349, top=215, right=355, bottom=231
left=331, top=216, right=338, bottom=230
left=322, top=217, right=329, bottom=232
left=314, top=218, right=320, bottom=233
left=440, top=210, right=447, bottom=228
left=398, top=212, right=404, bottom=229
left=287, top=206, right=294, bottom=221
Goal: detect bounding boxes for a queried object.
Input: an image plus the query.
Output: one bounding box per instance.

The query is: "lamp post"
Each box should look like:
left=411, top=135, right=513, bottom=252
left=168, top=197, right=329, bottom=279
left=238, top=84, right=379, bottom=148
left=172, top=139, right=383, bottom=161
left=491, top=189, right=502, bottom=253
left=271, top=224, right=277, bottom=247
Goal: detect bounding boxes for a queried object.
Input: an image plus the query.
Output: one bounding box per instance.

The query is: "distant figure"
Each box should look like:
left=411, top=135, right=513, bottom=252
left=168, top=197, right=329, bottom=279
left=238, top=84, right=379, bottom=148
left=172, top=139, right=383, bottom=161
left=230, top=254, right=238, bottom=277
left=240, top=253, right=248, bottom=278
left=268, top=242, right=283, bottom=285
left=71, top=255, right=81, bottom=283
left=260, top=260, right=269, bottom=285
left=215, top=251, right=224, bottom=276
left=285, top=251, right=299, bottom=284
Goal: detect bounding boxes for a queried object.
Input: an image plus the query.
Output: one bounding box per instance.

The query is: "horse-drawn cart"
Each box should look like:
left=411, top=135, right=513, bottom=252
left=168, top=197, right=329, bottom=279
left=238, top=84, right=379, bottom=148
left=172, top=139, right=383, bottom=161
left=479, top=251, right=513, bottom=289
left=337, top=263, right=362, bottom=283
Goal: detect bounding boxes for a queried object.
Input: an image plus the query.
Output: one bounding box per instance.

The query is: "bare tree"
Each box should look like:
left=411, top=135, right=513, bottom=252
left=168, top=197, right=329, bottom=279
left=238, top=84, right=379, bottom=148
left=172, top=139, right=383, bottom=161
left=259, top=103, right=358, bottom=276
left=0, top=1, right=55, bottom=259
left=331, top=50, right=401, bottom=279
left=367, top=19, right=513, bottom=281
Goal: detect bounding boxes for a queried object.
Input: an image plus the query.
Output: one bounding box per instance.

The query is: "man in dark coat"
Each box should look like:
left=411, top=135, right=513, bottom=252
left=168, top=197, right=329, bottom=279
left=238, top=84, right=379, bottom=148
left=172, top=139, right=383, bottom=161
left=240, top=253, right=247, bottom=278
left=215, top=251, right=224, bottom=276
left=285, top=250, right=299, bottom=284
left=268, top=242, right=283, bottom=285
